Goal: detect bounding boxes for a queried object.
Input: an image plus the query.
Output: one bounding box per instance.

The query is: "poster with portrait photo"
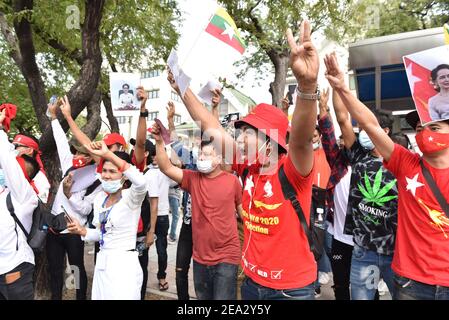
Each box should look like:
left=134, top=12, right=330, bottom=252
left=110, top=72, right=140, bottom=114
left=403, top=45, right=449, bottom=125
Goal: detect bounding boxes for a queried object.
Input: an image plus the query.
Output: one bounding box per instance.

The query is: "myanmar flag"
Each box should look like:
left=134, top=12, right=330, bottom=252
left=444, top=24, right=449, bottom=45
left=205, top=7, right=246, bottom=54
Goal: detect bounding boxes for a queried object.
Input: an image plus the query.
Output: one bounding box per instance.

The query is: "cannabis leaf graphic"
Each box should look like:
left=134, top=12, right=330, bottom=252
left=358, top=168, right=397, bottom=207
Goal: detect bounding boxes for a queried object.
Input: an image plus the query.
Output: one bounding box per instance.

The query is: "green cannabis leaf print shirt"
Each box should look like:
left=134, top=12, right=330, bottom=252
left=343, top=140, right=398, bottom=255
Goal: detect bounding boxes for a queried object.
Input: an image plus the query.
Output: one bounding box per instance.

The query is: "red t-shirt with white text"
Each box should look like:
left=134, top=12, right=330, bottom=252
left=233, top=154, right=317, bottom=290
left=384, top=144, right=449, bottom=286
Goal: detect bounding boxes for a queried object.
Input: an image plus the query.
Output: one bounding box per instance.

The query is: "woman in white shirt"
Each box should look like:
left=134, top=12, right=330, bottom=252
left=67, top=140, right=147, bottom=300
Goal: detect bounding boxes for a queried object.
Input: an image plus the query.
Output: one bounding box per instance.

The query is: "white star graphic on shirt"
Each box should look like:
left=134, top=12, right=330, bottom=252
left=406, top=63, right=422, bottom=93
left=221, top=22, right=235, bottom=41
left=244, top=175, right=254, bottom=197
left=406, top=173, right=425, bottom=197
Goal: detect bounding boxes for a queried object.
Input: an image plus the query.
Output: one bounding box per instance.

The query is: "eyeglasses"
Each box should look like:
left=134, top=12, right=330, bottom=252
left=13, top=144, right=28, bottom=149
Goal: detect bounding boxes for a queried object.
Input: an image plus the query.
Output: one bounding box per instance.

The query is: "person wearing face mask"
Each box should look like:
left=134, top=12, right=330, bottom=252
left=324, top=53, right=399, bottom=300
left=327, top=52, right=449, bottom=300
left=152, top=123, right=243, bottom=300
left=67, top=140, right=147, bottom=300
left=0, top=109, right=40, bottom=300
left=45, top=100, right=103, bottom=301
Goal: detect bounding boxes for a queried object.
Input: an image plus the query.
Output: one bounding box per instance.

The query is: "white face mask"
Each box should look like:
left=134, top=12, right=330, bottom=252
left=358, top=130, right=375, bottom=151
left=100, top=178, right=123, bottom=194
left=313, top=142, right=321, bottom=150
left=197, top=159, right=215, bottom=174
left=13, top=149, right=20, bottom=157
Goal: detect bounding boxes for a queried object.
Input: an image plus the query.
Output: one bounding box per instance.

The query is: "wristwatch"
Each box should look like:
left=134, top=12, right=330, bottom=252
left=140, top=110, right=149, bottom=118
left=296, top=86, right=321, bottom=101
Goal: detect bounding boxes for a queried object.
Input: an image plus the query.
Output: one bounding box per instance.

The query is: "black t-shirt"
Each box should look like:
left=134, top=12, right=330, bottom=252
left=343, top=140, right=398, bottom=255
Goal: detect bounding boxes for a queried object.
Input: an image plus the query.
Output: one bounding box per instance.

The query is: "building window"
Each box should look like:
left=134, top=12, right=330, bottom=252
left=141, top=69, right=161, bottom=78
left=116, top=116, right=128, bottom=124
left=148, top=111, right=159, bottom=121
left=147, top=89, right=160, bottom=99
left=171, top=91, right=181, bottom=102
left=174, top=114, right=181, bottom=124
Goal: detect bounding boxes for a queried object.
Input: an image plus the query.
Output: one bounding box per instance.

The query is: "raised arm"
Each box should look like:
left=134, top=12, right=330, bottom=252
left=325, top=54, right=394, bottom=161
left=152, top=122, right=183, bottom=185
left=134, top=86, right=149, bottom=166
left=332, top=86, right=356, bottom=149
left=60, top=96, right=101, bottom=163
left=48, top=101, right=75, bottom=174
left=211, top=88, right=221, bottom=121
left=168, top=71, right=236, bottom=164
left=286, top=20, right=319, bottom=177
left=166, top=101, right=179, bottom=141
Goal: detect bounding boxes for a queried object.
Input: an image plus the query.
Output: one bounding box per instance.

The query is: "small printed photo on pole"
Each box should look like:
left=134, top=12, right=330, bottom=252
left=109, top=72, right=141, bottom=114
left=403, top=45, right=449, bottom=125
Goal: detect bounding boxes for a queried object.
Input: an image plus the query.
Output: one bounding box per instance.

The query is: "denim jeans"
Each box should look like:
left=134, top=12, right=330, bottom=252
left=193, top=261, right=238, bottom=300
left=155, top=215, right=169, bottom=280
left=168, top=196, right=180, bottom=240
left=393, top=273, right=449, bottom=300
left=350, top=244, right=395, bottom=300
left=241, top=277, right=315, bottom=300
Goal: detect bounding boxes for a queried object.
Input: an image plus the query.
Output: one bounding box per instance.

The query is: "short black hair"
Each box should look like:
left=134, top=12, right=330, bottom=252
left=200, top=136, right=215, bottom=149
left=113, top=151, right=131, bottom=164
left=315, top=125, right=321, bottom=136
left=122, top=83, right=130, bottom=89
left=431, top=64, right=449, bottom=81
left=21, top=154, right=40, bottom=180
left=391, top=133, right=409, bottom=149
left=374, top=112, right=393, bottom=136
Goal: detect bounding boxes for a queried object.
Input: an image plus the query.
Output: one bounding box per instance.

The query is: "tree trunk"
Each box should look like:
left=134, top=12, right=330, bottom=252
left=82, top=90, right=102, bottom=139
left=268, top=50, right=289, bottom=108
left=102, top=90, right=120, bottom=133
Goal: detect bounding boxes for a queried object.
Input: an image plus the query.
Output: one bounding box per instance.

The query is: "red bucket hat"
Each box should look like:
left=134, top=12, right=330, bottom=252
left=103, top=133, right=126, bottom=147
left=234, top=103, right=289, bottom=151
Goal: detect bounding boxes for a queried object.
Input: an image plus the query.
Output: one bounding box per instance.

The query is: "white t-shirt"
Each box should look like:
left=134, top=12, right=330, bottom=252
left=328, top=167, right=354, bottom=246
left=145, top=166, right=171, bottom=216
left=33, top=170, right=50, bottom=203
left=0, top=130, right=38, bottom=274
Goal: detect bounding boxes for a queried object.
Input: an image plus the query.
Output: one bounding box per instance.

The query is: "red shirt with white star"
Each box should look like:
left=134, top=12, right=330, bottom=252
left=383, top=144, right=449, bottom=286
left=233, top=154, right=317, bottom=290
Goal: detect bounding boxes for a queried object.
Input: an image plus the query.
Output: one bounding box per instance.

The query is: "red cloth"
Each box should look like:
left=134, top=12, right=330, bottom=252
left=181, top=170, right=242, bottom=266
left=131, top=153, right=146, bottom=173
left=234, top=103, right=289, bottom=150
left=13, top=134, right=46, bottom=175
left=16, top=156, right=39, bottom=195
left=0, top=103, right=17, bottom=132
left=232, top=153, right=317, bottom=290
left=384, top=144, right=449, bottom=286
left=313, top=148, right=331, bottom=189
left=103, top=133, right=126, bottom=147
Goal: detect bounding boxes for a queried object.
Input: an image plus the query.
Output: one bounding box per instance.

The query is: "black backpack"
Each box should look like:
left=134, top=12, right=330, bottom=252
left=6, top=193, right=67, bottom=252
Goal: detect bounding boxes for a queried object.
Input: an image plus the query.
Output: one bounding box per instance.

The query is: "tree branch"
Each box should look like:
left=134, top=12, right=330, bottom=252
left=0, top=11, right=23, bottom=66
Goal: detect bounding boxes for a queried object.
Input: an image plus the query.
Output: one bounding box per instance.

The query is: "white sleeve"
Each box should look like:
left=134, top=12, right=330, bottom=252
left=68, top=191, right=93, bottom=217
left=51, top=119, right=73, bottom=174
left=123, top=166, right=147, bottom=210
left=0, top=130, right=37, bottom=205
left=146, top=170, right=160, bottom=198
left=82, top=228, right=101, bottom=242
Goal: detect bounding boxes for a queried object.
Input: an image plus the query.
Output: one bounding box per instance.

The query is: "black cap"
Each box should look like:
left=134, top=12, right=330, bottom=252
left=405, top=111, right=420, bottom=129
left=129, top=138, right=155, bottom=155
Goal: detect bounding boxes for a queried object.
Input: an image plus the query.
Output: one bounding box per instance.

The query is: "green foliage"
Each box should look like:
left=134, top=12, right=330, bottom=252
left=0, top=0, right=179, bottom=133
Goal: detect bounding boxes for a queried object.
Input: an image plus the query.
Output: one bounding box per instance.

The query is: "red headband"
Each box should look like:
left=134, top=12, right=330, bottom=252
left=16, top=156, right=39, bottom=195
left=0, top=103, right=17, bottom=132
left=13, top=134, right=46, bottom=175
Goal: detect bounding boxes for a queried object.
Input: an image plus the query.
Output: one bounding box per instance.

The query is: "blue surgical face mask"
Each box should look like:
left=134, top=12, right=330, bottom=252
left=358, top=130, right=375, bottom=151
left=100, top=178, right=123, bottom=194
left=0, top=170, right=5, bottom=187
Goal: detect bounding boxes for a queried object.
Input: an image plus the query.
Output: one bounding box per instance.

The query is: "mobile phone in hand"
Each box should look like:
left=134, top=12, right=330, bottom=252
left=61, top=205, right=73, bottom=224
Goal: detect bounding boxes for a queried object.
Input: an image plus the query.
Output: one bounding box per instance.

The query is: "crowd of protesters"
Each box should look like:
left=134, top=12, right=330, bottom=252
left=1, top=19, right=449, bottom=301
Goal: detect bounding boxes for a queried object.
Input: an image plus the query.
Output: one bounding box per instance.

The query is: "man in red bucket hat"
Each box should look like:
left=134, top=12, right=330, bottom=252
left=167, top=20, right=320, bottom=300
